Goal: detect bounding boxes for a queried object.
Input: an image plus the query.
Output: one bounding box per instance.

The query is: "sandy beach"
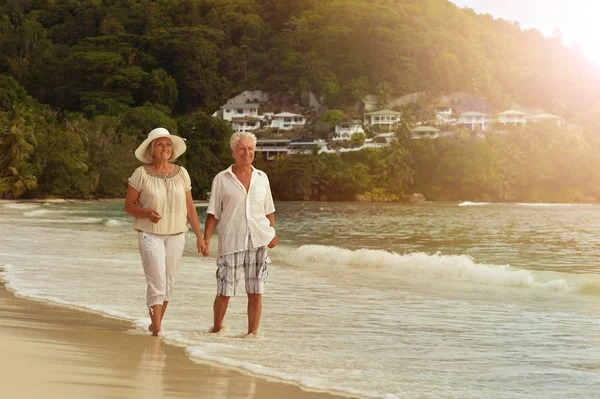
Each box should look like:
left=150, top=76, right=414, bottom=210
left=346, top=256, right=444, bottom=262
left=0, top=284, right=354, bottom=399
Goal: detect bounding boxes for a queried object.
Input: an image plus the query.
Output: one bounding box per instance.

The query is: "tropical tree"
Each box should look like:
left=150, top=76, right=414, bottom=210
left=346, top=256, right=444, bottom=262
left=1, top=163, right=37, bottom=198
left=177, top=111, right=232, bottom=198
left=0, top=103, right=36, bottom=173
left=375, top=143, right=414, bottom=195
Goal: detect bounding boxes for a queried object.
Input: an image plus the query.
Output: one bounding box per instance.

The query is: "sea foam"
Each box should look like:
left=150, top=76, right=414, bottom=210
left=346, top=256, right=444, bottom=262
left=3, top=203, right=40, bottom=210
left=105, top=219, right=126, bottom=227
left=23, top=209, right=50, bottom=217
left=289, top=245, right=597, bottom=295
left=458, top=201, right=491, bottom=206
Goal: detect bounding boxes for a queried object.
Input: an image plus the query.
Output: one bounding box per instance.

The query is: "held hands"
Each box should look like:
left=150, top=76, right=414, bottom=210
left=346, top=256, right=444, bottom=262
left=197, top=237, right=209, bottom=257
left=201, top=236, right=211, bottom=257
left=146, top=209, right=162, bottom=224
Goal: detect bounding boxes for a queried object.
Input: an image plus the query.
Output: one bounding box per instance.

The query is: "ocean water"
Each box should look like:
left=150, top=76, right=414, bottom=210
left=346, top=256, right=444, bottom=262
left=2, top=200, right=600, bottom=399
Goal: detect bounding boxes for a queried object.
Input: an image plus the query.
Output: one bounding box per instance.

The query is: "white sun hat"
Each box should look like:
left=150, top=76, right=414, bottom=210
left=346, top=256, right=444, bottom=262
left=134, top=127, right=187, bottom=164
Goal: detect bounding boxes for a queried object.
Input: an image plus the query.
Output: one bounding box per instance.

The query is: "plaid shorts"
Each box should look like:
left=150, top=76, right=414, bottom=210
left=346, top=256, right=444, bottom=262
left=216, top=245, right=271, bottom=296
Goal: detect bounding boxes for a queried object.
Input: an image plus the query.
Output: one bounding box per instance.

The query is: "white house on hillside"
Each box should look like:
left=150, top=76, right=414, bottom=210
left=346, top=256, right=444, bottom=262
left=497, top=110, right=527, bottom=126
left=213, top=103, right=259, bottom=121
left=363, top=109, right=401, bottom=130
left=255, top=139, right=290, bottom=160
left=373, top=132, right=396, bottom=144
left=457, top=111, right=486, bottom=131
left=333, top=120, right=364, bottom=141
left=412, top=126, right=441, bottom=139
left=433, top=103, right=453, bottom=116
left=531, top=113, right=566, bottom=127
left=434, top=103, right=454, bottom=125
left=231, top=116, right=261, bottom=132
left=288, top=138, right=327, bottom=154
left=270, top=112, right=307, bottom=130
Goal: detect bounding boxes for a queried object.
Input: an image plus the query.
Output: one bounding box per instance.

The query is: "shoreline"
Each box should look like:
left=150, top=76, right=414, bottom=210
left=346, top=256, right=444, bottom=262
left=0, top=198, right=126, bottom=204
left=1, top=197, right=598, bottom=205
left=0, top=198, right=209, bottom=206
left=0, top=283, right=359, bottom=399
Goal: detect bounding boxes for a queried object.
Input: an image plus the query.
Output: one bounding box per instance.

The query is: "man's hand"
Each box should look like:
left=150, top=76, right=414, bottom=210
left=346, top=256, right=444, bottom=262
left=268, top=235, right=278, bottom=248
left=197, top=237, right=209, bottom=257
left=203, top=236, right=211, bottom=256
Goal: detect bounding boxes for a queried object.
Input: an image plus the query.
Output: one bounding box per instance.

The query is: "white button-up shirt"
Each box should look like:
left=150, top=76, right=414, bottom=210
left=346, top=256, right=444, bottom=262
left=207, top=165, right=276, bottom=256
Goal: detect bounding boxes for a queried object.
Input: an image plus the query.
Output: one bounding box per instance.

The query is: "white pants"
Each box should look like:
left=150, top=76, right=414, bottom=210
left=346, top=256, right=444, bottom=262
left=138, top=231, right=186, bottom=308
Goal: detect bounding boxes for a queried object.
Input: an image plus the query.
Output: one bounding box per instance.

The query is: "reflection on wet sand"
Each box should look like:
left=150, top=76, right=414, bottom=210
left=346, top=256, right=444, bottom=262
left=0, top=285, right=354, bottom=399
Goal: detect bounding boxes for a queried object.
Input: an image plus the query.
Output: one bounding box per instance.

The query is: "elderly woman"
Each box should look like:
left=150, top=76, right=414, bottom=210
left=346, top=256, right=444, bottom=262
left=125, top=127, right=208, bottom=336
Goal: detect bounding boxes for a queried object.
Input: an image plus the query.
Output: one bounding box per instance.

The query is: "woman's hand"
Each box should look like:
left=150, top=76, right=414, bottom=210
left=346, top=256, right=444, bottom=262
left=198, top=237, right=209, bottom=257
left=146, top=209, right=162, bottom=223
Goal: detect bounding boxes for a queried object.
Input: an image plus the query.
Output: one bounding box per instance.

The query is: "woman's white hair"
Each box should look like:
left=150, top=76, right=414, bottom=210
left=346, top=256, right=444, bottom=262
left=230, top=131, right=257, bottom=151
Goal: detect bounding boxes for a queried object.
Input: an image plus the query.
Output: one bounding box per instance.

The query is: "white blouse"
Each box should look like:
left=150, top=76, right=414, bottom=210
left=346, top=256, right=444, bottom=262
left=128, top=165, right=192, bottom=235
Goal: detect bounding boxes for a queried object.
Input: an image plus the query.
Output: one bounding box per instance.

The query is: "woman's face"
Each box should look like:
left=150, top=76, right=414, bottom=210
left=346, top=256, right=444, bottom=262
left=153, top=137, right=173, bottom=161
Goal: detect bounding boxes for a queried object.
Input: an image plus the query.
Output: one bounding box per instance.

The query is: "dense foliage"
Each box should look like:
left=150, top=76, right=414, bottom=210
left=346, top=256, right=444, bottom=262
left=1, top=0, right=600, bottom=202
left=260, top=124, right=600, bottom=203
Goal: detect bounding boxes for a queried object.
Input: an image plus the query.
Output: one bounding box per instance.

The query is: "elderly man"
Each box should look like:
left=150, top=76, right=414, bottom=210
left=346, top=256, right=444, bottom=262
left=204, top=131, right=278, bottom=335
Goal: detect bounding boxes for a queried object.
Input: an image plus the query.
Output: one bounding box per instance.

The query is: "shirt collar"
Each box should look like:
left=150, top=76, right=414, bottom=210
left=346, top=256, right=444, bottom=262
left=225, top=165, right=262, bottom=176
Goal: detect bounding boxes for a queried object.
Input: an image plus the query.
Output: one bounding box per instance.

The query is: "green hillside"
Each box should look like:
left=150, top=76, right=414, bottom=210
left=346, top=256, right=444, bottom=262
left=1, top=0, right=600, bottom=200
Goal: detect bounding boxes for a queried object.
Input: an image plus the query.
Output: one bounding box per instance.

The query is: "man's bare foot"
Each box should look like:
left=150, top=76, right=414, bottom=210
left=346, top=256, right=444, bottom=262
left=246, top=328, right=260, bottom=337
left=209, top=326, right=221, bottom=333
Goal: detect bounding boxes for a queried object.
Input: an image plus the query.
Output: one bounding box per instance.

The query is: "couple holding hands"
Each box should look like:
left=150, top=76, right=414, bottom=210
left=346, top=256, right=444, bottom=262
left=125, top=128, right=277, bottom=337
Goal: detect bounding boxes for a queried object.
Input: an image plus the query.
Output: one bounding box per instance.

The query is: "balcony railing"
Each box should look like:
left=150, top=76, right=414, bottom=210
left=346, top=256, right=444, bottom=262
left=256, top=145, right=289, bottom=152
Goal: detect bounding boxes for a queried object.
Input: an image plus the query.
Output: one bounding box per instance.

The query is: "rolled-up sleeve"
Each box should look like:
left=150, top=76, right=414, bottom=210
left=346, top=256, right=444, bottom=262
left=206, top=174, right=222, bottom=220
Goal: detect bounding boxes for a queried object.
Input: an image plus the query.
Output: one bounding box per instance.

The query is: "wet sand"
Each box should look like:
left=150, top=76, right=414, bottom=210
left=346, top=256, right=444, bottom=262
left=0, top=285, right=356, bottom=399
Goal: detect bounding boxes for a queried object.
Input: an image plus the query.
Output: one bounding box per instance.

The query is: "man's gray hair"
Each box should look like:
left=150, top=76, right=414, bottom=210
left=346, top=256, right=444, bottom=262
left=230, top=131, right=257, bottom=151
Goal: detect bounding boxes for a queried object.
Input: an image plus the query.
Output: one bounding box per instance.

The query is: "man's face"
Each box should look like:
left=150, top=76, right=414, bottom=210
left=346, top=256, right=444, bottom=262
left=233, top=137, right=255, bottom=167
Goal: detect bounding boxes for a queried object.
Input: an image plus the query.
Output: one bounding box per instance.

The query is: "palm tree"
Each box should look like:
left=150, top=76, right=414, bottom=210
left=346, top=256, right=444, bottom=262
left=376, top=143, right=414, bottom=195
left=2, top=164, right=38, bottom=198
left=1, top=104, right=36, bottom=173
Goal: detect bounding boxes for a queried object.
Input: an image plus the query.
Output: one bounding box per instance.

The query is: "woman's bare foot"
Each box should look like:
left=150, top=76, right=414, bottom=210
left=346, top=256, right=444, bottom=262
left=148, top=324, right=159, bottom=336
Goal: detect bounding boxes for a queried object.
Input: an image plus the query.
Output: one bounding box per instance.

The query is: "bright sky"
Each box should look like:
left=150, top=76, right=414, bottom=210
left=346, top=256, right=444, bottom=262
left=451, top=0, right=600, bottom=65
